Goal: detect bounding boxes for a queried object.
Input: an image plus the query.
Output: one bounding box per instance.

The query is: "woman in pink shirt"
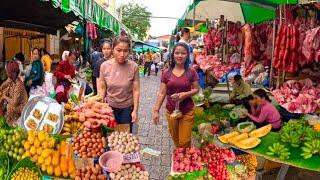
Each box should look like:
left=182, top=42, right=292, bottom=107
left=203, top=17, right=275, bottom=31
left=244, top=89, right=281, bottom=131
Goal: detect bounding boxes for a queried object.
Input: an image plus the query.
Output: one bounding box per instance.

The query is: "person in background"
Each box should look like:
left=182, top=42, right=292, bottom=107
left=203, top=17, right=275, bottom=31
left=230, top=74, right=252, bottom=111
left=93, top=40, right=113, bottom=95
left=152, top=50, right=161, bottom=76
left=179, top=28, right=193, bottom=65
left=54, top=51, right=77, bottom=103
left=244, top=89, right=281, bottom=131
left=97, top=36, right=140, bottom=133
left=61, top=51, right=70, bottom=61
left=40, top=48, right=52, bottom=72
left=25, top=47, right=45, bottom=94
left=0, top=61, right=28, bottom=126
left=143, top=48, right=153, bottom=76
left=90, top=46, right=103, bottom=91
left=153, top=42, right=200, bottom=148
left=13, top=52, right=25, bottom=81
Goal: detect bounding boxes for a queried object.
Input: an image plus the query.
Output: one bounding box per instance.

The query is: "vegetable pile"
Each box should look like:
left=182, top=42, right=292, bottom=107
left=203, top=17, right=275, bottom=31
left=72, top=130, right=106, bottom=158
left=173, top=147, right=203, bottom=173
left=77, top=102, right=117, bottom=129
left=75, top=164, right=107, bottom=180
left=0, top=128, right=27, bottom=161
left=109, top=164, right=149, bottom=180
left=107, top=131, right=140, bottom=154
left=0, top=153, right=8, bottom=179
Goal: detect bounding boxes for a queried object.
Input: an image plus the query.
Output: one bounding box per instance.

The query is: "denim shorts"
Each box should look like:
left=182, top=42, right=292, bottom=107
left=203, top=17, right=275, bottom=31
left=112, top=106, right=133, bottom=132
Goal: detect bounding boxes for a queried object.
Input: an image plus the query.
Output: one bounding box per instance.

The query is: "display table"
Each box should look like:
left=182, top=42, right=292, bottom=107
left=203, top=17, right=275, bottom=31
left=232, top=132, right=320, bottom=180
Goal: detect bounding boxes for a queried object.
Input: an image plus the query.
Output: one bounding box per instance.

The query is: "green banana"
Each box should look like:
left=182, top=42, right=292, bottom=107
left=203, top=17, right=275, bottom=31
left=267, top=143, right=290, bottom=160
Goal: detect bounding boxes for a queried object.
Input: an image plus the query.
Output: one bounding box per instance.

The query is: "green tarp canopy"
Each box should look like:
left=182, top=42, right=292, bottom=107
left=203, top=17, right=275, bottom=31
left=52, top=0, right=121, bottom=35
left=177, top=0, right=298, bottom=29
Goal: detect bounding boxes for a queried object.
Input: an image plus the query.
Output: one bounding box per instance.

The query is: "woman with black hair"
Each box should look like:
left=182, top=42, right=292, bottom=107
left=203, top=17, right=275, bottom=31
left=244, top=89, right=281, bottom=131
left=153, top=42, right=200, bottom=148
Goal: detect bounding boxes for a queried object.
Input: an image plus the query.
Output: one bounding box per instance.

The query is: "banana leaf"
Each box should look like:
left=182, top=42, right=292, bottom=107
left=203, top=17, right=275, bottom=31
left=102, top=124, right=114, bottom=137
left=0, top=152, right=9, bottom=179
left=6, top=158, right=42, bottom=180
left=234, top=132, right=320, bottom=172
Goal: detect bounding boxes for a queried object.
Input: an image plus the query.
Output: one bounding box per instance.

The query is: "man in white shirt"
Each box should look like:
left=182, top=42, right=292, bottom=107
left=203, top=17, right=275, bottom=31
left=179, top=28, right=193, bottom=65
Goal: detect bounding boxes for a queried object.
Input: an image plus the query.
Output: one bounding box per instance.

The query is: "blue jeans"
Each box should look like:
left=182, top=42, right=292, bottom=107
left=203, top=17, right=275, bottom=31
left=112, top=106, right=133, bottom=133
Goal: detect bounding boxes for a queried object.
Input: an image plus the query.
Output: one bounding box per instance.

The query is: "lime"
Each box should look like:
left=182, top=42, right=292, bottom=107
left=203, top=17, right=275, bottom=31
left=12, top=135, right=16, bottom=142
left=14, top=148, right=19, bottom=153
left=7, top=138, right=12, bottom=145
left=18, top=148, right=24, bottom=155
left=8, top=151, right=13, bottom=157
left=15, top=141, right=20, bottom=147
left=12, top=153, right=17, bottom=159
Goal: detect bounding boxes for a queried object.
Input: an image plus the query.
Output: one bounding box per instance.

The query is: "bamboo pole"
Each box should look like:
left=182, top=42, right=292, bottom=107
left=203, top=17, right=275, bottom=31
left=269, top=20, right=276, bottom=88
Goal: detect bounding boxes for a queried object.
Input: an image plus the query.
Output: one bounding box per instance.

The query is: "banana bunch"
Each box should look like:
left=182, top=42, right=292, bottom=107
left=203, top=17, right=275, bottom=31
left=301, top=139, right=320, bottom=159
left=266, top=143, right=290, bottom=160
left=280, top=131, right=300, bottom=147
left=62, top=121, right=84, bottom=136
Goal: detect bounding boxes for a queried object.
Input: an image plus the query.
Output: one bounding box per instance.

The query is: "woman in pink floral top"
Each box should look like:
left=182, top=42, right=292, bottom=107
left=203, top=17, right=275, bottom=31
left=244, top=89, right=281, bottom=131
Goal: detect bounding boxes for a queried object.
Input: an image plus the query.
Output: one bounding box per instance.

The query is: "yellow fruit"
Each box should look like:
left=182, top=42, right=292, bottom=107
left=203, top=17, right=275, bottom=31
left=235, top=137, right=261, bottom=149
left=24, top=141, right=31, bottom=150
left=27, top=135, right=35, bottom=144
left=41, top=164, right=47, bottom=172
left=47, top=165, right=54, bottom=175
left=41, top=141, right=48, bottom=149
left=218, top=131, right=240, bottom=144
left=45, top=155, right=52, bottom=166
left=38, top=156, right=45, bottom=165
left=30, top=146, right=37, bottom=155
left=249, top=124, right=272, bottom=138
left=60, top=156, right=68, bottom=172
left=62, top=171, right=68, bottom=177
left=32, top=155, right=38, bottom=162
left=69, top=172, right=75, bottom=179
left=68, top=161, right=76, bottom=174
left=48, top=139, right=55, bottom=148
left=54, top=166, right=62, bottom=177
left=24, top=151, right=31, bottom=158
left=41, top=149, right=52, bottom=159
left=38, top=131, right=46, bottom=142
left=229, top=133, right=249, bottom=145
left=34, top=138, right=41, bottom=147
left=37, top=147, right=43, bottom=156
left=52, top=151, right=60, bottom=166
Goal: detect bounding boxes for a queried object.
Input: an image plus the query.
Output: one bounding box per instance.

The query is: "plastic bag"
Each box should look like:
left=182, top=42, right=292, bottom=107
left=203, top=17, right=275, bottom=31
left=151, top=64, right=156, bottom=72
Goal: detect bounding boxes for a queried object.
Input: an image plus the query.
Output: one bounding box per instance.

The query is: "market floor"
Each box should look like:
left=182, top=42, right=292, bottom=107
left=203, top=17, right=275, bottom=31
left=137, top=74, right=174, bottom=180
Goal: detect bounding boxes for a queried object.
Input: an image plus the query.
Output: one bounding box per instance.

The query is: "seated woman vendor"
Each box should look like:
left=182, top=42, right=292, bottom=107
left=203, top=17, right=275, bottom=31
left=244, top=89, right=281, bottom=131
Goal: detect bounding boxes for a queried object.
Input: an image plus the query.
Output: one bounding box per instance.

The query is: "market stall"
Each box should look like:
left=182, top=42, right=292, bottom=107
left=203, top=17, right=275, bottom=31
left=0, top=89, right=150, bottom=179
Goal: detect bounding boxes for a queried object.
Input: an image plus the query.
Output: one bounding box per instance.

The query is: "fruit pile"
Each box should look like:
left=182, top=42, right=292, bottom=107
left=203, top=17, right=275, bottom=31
left=172, top=147, right=203, bottom=173
left=75, top=164, right=107, bottom=180
left=107, top=131, right=140, bottom=154
left=279, top=120, right=312, bottom=147
left=218, top=124, right=272, bottom=149
left=11, top=167, right=40, bottom=180
left=23, top=131, right=76, bottom=178
left=267, top=143, right=291, bottom=160
left=201, top=145, right=236, bottom=180
left=109, top=164, right=149, bottom=180
left=72, top=130, right=106, bottom=158
left=0, top=128, right=27, bottom=161
left=61, top=102, right=84, bottom=136
left=236, top=154, right=257, bottom=176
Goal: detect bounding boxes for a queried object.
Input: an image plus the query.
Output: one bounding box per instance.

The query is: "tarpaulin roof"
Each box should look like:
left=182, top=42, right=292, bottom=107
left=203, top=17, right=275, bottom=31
left=0, top=0, right=123, bottom=35
left=52, top=0, right=121, bottom=35
left=177, top=0, right=298, bottom=27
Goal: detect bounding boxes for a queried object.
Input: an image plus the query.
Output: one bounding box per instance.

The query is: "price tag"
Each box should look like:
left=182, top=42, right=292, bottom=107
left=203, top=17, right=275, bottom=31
left=122, top=152, right=141, bottom=164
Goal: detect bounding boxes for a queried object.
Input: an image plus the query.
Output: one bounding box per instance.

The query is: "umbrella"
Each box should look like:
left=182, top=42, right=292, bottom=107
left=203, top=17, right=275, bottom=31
left=177, top=0, right=298, bottom=27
